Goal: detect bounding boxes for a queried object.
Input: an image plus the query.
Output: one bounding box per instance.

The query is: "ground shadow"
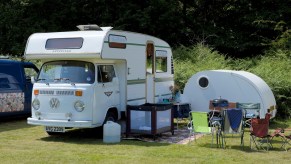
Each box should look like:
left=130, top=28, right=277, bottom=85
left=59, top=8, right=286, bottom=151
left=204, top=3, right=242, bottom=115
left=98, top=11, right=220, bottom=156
left=0, top=117, right=35, bottom=132
left=197, top=131, right=289, bottom=153
left=39, top=128, right=171, bottom=147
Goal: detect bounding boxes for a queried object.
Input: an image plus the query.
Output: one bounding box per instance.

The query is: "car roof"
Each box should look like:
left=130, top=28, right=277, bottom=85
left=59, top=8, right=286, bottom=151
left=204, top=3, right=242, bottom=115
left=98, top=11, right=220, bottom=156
left=0, top=59, right=35, bottom=66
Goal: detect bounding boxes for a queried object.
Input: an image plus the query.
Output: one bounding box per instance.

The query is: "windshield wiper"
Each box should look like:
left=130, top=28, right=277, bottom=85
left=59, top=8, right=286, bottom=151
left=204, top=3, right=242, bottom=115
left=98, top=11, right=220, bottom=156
left=36, top=78, right=46, bottom=82
left=36, top=78, right=50, bottom=85
left=54, top=78, right=75, bottom=86
left=54, top=78, right=70, bottom=82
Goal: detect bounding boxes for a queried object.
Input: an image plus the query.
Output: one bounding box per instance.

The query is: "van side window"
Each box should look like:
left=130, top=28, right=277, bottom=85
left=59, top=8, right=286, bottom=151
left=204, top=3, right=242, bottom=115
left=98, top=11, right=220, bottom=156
left=0, top=77, right=10, bottom=88
left=97, top=65, right=116, bottom=83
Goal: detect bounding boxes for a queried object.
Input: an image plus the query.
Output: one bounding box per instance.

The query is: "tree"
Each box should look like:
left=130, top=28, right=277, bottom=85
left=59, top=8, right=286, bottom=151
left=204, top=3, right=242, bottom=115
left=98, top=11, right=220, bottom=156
left=0, top=0, right=290, bottom=57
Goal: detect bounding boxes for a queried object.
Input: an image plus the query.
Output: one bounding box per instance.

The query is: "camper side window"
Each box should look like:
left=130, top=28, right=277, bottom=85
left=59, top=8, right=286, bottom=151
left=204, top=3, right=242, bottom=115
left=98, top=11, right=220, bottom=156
left=156, top=57, right=167, bottom=73
left=97, top=65, right=116, bottom=83
left=155, top=50, right=168, bottom=73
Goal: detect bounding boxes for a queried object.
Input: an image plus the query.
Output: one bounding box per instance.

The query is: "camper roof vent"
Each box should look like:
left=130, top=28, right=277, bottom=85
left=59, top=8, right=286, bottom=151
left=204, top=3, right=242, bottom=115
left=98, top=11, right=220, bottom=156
left=76, top=24, right=113, bottom=31
left=77, top=24, right=102, bottom=31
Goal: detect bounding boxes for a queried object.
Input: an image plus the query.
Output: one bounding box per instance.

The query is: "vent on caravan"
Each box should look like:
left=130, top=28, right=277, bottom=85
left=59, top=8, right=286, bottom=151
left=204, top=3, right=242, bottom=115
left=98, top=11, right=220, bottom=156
left=76, top=24, right=113, bottom=31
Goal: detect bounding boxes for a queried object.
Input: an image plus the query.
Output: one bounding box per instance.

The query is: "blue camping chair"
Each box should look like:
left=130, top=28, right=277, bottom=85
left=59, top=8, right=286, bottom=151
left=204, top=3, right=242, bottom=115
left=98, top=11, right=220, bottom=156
left=222, top=108, right=245, bottom=148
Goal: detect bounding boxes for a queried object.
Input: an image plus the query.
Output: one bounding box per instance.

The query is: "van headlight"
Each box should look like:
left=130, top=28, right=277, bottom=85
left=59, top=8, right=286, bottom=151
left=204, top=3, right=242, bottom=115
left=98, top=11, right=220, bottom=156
left=74, top=100, right=85, bottom=112
left=32, top=98, right=40, bottom=110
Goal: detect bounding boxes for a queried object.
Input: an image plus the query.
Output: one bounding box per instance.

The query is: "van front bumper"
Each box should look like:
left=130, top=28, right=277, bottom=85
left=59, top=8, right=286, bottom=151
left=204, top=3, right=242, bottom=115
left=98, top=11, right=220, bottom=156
left=27, top=117, right=101, bottom=128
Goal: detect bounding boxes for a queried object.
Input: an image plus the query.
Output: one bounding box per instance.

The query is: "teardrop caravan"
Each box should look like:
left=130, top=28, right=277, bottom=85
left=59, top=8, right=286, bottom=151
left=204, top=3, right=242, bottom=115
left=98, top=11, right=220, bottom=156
left=25, top=25, right=174, bottom=134
left=182, top=70, right=276, bottom=118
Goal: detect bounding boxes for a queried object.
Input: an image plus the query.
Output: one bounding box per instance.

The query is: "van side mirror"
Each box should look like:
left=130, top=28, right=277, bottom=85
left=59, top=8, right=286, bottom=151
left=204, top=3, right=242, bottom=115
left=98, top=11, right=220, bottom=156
left=31, top=76, right=35, bottom=84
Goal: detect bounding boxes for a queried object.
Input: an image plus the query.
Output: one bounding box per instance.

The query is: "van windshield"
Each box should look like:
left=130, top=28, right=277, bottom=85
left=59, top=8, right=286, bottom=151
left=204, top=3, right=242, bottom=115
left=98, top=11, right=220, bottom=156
left=38, top=61, right=95, bottom=84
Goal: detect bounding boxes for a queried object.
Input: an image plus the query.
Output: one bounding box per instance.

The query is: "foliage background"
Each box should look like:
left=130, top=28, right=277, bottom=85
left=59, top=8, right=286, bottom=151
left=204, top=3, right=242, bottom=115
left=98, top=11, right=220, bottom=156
left=0, top=0, right=290, bottom=57
left=0, top=0, right=290, bottom=118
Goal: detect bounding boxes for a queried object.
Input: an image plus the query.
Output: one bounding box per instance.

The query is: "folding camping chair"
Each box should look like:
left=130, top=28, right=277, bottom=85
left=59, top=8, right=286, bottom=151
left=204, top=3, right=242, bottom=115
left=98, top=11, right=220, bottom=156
left=281, top=133, right=291, bottom=151
left=269, top=128, right=291, bottom=151
left=208, top=99, right=228, bottom=148
left=250, top=113, right=272, bottom=151
left=188, top=111, right=212, bottom=143
left=236, top=103, right=260, bottom=127
left=223, top=108, right=245, bottom=149
left=208, top=110, right=224, bottom=148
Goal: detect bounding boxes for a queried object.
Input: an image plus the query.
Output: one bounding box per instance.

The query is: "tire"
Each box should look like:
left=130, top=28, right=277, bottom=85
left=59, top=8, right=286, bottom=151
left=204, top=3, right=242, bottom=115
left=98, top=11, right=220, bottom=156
left=103, top=111, right=117, bottom=125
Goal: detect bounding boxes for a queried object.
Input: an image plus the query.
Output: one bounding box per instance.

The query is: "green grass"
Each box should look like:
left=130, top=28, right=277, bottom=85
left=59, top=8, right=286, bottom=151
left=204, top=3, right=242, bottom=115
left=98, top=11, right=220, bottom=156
left=1, top=118, right=291, bottom=164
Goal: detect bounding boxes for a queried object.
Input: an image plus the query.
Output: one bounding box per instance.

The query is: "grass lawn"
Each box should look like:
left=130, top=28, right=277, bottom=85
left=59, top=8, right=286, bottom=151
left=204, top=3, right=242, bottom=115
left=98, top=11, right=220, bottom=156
left=0, top=118, right=291, bottom=164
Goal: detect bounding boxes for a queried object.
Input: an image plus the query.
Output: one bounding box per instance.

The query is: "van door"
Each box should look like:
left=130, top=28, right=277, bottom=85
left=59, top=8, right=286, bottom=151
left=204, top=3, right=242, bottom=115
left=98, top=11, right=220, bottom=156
left=146, top=43, right=155, bottom=103
left=95, top=65, right=120, bottom=122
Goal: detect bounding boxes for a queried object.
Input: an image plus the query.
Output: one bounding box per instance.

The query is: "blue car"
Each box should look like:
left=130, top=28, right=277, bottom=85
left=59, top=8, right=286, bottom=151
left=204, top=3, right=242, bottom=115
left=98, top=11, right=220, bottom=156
left=0, top=58, right=39, bottom=118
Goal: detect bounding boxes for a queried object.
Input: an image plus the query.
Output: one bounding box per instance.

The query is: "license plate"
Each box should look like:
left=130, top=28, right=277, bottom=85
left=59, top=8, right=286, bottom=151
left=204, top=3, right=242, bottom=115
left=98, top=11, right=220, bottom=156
left=45, top=126, right=65, bottom=133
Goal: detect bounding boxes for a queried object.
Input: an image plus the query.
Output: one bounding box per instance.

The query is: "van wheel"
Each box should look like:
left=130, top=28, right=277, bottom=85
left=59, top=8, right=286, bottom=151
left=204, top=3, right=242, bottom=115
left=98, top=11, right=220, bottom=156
left=103, top=111, right=116, bottom=124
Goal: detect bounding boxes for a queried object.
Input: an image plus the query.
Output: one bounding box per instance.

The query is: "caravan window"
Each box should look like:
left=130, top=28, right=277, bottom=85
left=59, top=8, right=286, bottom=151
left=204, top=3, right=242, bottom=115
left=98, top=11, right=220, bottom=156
left=146, top=43, right=154, bottom=74
left=198, top=77, right=209, bottom=88
left=45, top=38, right=83, bottom=49
left=97, top=65, right=116, bottom=83
left=38, top=61, right=95, bottom=84
left=156, top=50, right=167, bottom=73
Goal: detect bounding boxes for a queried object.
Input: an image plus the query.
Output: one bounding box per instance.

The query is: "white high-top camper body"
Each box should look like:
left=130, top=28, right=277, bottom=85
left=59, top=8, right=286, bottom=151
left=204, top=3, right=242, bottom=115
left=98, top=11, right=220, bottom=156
left=25, top=25, right=174, bottom=133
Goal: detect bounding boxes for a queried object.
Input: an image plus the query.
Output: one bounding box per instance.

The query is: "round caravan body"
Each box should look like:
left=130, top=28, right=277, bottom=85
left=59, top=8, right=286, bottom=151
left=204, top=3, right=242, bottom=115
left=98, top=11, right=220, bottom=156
left=182, top=70, right=277, bottom=118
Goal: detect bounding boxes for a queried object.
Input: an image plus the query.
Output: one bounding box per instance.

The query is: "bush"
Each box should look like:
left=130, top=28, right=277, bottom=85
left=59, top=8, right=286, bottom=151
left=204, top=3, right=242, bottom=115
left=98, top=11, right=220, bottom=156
left=173, top=44, right=231, bottom=90
left=248, top=49, right=291, bottom=118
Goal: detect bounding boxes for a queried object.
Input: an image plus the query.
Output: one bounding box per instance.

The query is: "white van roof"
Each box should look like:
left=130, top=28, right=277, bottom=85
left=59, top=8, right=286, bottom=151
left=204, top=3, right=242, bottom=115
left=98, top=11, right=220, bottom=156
left=25, top=30, right=108, bottom=59
left=25, top=25, right=171, bottom=61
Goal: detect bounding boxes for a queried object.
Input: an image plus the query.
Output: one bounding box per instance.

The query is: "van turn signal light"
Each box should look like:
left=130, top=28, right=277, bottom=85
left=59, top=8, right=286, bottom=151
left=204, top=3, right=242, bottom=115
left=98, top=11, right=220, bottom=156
left=34, top=89, right=39, bottom=95
left=75, top=90, right=83, bottom=96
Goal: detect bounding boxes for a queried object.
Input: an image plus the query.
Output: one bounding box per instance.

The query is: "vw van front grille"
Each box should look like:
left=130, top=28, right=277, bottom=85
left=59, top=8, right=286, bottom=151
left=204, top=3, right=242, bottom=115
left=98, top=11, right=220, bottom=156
left=39, top=90, right=74, bottom=96
left=39, top=90, right=54, bottom=95
left=56, top=90, right=74, bottom=95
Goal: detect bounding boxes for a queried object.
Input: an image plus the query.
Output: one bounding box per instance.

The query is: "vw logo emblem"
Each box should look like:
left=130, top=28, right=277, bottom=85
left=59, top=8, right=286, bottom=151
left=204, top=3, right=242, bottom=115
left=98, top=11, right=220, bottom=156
left=50, top=98, right=60, bottom=109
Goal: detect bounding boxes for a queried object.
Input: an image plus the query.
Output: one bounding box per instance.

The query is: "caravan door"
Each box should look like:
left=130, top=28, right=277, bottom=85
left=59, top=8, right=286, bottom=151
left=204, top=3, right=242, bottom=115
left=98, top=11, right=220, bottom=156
left=146, top=43, right=155, bottom=103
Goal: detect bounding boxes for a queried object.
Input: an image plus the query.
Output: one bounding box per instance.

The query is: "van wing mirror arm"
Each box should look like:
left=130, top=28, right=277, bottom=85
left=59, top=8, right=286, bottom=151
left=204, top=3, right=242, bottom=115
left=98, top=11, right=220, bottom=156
left=31, top=76, right=35, bottom=84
